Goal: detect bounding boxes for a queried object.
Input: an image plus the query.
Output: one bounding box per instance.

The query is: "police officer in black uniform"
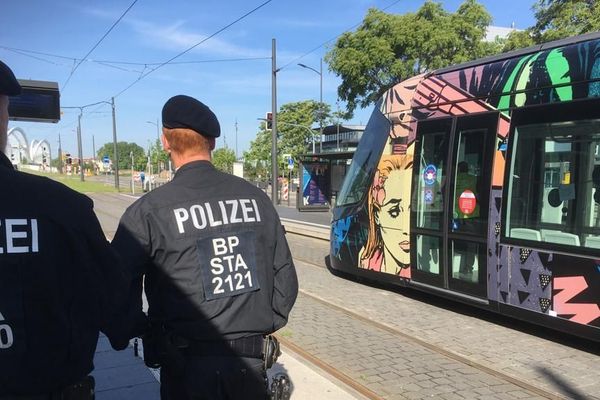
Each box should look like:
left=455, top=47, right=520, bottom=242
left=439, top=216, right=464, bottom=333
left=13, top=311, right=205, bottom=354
left=111, top=95, right=298, bottom=399
left=0, top=60, right=129, bottom=399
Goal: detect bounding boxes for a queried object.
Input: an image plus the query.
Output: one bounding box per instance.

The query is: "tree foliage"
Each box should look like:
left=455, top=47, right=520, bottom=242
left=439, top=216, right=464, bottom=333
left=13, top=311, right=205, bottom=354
left=97, top=141, right=146, bottom=171
left=243, top=100, right=332, bottom=178
left=325, top=0, right=493, bottom=114
left=532, top=0, right=600, bottom=42
left=502, top=1, right=600, bottom=51
left=212, top=147, right=236, bottom=174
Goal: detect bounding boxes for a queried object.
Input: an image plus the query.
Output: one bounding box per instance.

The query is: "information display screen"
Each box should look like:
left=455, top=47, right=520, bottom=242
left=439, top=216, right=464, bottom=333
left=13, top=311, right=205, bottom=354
left=8, top=80, right=60, bottom=123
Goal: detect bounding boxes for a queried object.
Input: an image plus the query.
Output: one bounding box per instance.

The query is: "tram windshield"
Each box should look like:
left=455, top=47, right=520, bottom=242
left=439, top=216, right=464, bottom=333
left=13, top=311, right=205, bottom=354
left=336, top=102, right=390, bottom=207
left=506, top=117, right=600, bottom=250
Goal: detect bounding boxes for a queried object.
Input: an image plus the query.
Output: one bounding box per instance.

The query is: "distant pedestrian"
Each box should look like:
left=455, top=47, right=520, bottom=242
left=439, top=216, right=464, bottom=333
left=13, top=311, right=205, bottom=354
left=0, top=60, right=129, bottom=398
left=140, top=170, right=146, bottom=190
left=111, top=95, right=298, bottom=399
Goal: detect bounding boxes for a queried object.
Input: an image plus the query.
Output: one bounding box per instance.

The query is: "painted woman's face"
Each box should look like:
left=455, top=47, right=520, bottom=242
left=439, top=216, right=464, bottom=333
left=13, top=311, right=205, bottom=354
left=378, top=168, right=411, bottom=266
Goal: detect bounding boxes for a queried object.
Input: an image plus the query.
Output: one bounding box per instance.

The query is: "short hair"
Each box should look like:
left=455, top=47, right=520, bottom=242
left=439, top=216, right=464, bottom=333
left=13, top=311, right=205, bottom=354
left=164, top=128, right=214, bottom=156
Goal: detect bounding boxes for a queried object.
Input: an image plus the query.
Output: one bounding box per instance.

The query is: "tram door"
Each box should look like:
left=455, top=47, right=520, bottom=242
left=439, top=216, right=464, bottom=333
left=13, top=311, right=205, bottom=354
left=411, top=113, right=497, bottom=298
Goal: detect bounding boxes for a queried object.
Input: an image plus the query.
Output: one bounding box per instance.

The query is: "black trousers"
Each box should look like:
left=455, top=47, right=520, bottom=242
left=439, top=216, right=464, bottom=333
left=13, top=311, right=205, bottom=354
left=160, top=355, right=268, bottom=400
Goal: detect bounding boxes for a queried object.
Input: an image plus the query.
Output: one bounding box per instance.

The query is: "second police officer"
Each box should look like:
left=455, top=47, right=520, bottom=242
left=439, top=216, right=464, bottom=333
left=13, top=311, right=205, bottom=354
left=0, top=61, right=129, bottom=399
left=111, top=95, right=298, bottom=399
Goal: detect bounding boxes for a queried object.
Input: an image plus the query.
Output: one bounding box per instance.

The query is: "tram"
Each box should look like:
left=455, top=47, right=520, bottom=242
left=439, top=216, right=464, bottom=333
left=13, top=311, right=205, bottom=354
left=330, top=32, right=600, bottom=341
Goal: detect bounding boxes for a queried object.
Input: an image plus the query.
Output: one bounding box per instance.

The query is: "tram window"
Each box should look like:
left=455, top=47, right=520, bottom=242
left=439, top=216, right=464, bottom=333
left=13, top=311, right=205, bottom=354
left=412, top=118, right=452, bottom=231
left=451, top=129, right=488, bottom=235
left=506, top=117, right=600, bottom=250
left=337, top=103, right=390, bottom=206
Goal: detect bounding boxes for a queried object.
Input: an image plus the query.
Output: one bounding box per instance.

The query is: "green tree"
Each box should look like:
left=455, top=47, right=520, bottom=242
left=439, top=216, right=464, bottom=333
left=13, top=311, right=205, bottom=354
left=501, top=1, right=600, bottom=52
left=97, top=141, right=146, bottom=171
left=325, top=0, right=494, bottom=114
left=148, top=138, right=170, bottom=174
left=212, top=147, right=236, bottom=174
left=279, top=100, right=331, bottom=160
left=244, top=100, right=333, bottom=179
left=532, top=0, right=600, bottom=42
left=501, top=30, right=536, bottom=52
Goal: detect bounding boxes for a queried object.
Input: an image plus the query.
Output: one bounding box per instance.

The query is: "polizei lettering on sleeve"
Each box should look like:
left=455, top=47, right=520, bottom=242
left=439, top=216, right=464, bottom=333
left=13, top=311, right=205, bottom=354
left=173, top=199, right=261, bottom=234
left=0, top=219, right=39, bottom=254
left=196, top=231, right=260, bottom=301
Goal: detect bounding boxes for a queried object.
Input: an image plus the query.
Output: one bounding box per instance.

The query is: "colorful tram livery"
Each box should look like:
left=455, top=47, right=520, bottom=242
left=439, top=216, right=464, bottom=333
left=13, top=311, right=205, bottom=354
left=330, top=32, right=600, bottom=341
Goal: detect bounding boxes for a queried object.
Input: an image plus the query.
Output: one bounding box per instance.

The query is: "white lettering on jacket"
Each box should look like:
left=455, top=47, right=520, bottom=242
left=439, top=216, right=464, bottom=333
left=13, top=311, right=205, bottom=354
left=173, top=199, right=261, bottom=234
left=0, top=219, right=39, bottom=254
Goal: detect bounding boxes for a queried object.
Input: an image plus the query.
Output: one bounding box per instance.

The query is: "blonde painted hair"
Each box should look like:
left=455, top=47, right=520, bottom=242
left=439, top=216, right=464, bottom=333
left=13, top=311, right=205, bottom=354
left=361, top=155, right=413, bottom=262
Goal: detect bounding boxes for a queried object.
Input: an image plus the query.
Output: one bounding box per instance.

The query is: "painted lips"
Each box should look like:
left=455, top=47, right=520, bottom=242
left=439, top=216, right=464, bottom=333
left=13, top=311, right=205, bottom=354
left=399, top=241, right=410, bottom=252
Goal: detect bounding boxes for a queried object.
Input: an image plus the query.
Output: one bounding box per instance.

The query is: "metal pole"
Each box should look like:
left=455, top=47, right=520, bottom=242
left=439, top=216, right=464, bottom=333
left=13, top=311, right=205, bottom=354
left=319, top=57, right=323, bottom=154
left=271, top=38, right=279, bottom=206
left=58, top=133, right=63, bottom=174
left=77, top=111, right=84, bottom=182
left=130, top=151, right=134, bottom=195
left=112, top=97, right=120, bottom=190
left=155, top=117, right=160, bottom=173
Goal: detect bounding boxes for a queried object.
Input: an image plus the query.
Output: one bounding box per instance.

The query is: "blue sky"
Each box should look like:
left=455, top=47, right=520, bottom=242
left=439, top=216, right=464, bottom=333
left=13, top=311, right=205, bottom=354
left=1, top=0, right=536, bottom=159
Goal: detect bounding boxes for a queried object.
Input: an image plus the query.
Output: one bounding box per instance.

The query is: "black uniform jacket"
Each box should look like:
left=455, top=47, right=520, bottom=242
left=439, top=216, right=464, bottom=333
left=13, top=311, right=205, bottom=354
left=0, top=152, right=128, bottom=395
left=112, top=160, right=298, bottom=341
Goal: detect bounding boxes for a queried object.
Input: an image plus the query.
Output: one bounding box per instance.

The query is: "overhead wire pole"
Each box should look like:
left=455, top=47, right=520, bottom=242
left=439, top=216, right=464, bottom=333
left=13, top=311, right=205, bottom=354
left=77, top=109, right=84, bottom=182
left=271, top=38, right=279, bottom=206
left=63, top=100, right=120, bottom=188
left=111, top=97, right=120, bottom=190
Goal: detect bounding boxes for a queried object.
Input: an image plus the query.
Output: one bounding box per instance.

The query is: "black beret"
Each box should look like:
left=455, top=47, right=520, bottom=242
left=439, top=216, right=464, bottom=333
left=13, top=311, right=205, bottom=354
left=0, top=60, right=21, bottom=96
left=162, top=95, right=220, bottom=138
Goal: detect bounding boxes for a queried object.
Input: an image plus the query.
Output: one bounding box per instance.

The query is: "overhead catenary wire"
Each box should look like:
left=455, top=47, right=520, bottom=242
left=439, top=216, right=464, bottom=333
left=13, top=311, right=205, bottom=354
left=0, top=45, right=270, bottom=69
left=62, top=0, right=139, bottom=91
left=49, top=1, right=274, bottom=132
left=113, top=0, right=273, bottom=99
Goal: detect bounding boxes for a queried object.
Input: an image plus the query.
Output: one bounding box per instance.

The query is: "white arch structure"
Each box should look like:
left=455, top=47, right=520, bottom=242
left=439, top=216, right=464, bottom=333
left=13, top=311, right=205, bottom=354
left=7, top=127, right=51, bottom=166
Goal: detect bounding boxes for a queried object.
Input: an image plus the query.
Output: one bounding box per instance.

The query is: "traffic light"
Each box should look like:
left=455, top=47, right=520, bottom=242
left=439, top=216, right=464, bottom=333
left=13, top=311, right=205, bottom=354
left=265, top=112, right=273, bottom=130
left=65, top=153, right=72, bottom=165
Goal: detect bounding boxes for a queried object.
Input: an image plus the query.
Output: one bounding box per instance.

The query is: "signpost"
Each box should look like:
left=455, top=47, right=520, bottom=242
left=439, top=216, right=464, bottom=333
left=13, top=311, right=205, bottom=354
left=102, top=155, right=110, bottom=174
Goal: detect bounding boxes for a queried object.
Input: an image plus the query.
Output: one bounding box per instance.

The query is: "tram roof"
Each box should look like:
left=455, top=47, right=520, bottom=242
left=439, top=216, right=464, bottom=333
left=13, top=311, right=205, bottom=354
left=434, top=31, right=600, bottom=76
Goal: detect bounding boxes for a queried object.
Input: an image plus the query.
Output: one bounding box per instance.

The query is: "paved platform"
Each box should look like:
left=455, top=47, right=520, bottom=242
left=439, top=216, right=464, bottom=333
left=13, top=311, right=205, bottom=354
left=90, top=334, right=361, bottom=399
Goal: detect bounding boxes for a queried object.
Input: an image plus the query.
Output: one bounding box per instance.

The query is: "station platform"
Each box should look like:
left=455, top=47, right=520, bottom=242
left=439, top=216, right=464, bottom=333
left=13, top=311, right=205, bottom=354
left=91, top=334, right=360, bottom=399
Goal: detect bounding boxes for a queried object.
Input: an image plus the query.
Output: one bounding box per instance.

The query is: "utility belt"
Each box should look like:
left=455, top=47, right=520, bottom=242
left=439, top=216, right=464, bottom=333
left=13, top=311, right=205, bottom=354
left=0, top=376, right=95, bottom=400
left=142, top=326, right=281, bottom=376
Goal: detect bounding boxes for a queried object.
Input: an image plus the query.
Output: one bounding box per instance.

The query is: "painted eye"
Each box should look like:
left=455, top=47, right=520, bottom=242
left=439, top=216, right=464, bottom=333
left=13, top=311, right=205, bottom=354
left=388, top=204, right=401, bottom=218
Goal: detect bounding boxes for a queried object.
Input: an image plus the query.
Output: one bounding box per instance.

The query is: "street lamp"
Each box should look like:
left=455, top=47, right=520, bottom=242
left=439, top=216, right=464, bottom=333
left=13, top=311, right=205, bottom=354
left=298, top=58, right=323, bottom=153
left=62, top=98, right=120, bottom=189
left=146, top=119, right=160, bottom=173
left=146, top=119, right=160, bottom=142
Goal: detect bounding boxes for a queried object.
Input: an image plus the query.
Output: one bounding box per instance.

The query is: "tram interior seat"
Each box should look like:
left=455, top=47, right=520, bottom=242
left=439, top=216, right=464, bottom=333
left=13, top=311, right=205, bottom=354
left=585, top=235, right=600, bottom=249
left=541, top=230, right=580, bottom=246
left=510, top=228, right=541, bottom=241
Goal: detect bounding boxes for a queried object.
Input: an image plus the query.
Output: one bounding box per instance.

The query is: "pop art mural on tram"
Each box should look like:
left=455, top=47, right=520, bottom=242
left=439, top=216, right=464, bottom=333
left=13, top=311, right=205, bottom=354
left=331, top=34, right=600, bottom=337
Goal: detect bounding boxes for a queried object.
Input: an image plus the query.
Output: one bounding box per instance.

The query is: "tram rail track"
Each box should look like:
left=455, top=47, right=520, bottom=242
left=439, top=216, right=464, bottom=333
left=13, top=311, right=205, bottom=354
left=290, top=252, right=567, bottom=400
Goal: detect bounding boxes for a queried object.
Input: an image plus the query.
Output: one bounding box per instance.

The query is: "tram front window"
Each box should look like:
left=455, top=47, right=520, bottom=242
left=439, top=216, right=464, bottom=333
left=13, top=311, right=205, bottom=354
left=506, top=117, right=600, bottom=250
left=336, top=102, right=390, bottom=207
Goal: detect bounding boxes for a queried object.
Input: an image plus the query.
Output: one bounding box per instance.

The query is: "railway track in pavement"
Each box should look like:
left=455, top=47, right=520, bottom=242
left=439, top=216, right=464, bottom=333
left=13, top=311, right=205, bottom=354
left=285, top=233, right=599, bottom=400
